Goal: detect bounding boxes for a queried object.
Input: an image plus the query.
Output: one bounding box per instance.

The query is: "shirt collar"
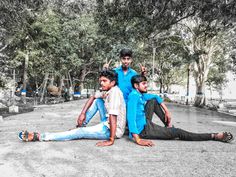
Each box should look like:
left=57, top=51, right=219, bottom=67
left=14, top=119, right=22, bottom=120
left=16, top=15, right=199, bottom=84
left=118, top=66, right=131, bottom=73
left=106, top=85, right=117, bottom=95
left=132, top=88, right=142, bottom=96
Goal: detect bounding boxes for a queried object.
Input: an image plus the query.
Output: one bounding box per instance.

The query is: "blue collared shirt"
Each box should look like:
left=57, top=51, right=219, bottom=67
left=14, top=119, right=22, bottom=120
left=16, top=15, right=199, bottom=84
left=114, top=66, right=137, bottom=103
left=127, top=89, right=163, bottom=138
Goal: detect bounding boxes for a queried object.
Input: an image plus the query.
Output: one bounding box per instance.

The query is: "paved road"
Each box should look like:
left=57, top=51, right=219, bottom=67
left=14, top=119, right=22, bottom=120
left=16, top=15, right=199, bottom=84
left=0, top=100, right=235, bottom=177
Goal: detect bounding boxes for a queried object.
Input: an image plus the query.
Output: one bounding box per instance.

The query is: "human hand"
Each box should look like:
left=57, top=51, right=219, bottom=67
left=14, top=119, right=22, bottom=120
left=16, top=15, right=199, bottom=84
left=167, top=122, right=172, bottom=128
left=96, top=140, right=114, bottom=147
left=137, top=139, right=154, bottom=147
left=76, top=113, right=86, bottom=127
left=139, top=63, right=147, bottom=75
left=165, top=112, right=172, bottom=128
left=103, top=59, right=112, bottom=70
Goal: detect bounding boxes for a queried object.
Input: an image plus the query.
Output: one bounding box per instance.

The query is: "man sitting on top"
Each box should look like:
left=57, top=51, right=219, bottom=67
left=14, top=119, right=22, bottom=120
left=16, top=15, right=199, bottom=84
left=77, top=48, right=172, bottom=129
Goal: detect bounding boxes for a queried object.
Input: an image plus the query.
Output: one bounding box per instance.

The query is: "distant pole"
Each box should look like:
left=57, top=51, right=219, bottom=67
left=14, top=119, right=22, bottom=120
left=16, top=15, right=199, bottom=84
left=12, top=69, right=16, bottom=105
left=152, top=47, right=156, bottom=78
left=186, top=64, right=190, bottom=105
left=22, top=51, right=29, bottom=104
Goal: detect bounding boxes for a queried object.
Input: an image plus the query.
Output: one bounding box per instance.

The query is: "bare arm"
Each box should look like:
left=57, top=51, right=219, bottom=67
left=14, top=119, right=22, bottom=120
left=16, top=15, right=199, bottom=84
left=76, top=96, right=95, bottom=127
left=96, top=114, right=117, bottom=146
left=139, top=63, right=147, bottom=76
left=103, top=59, right=112, bottom=69
left=160, top=103, right=172, bottom=127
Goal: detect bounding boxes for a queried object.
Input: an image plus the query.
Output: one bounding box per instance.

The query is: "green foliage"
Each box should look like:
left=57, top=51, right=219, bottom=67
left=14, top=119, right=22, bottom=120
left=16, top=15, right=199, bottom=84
left=94, top=0, right=236, bottom=96
left=5, top=6, right=105, bottom=84
left=95, top=0, right=236, bottom=41
left=1, top=0, right=236, bottom=95
left=155, top=40, right=187, bottom=92
left=206, top=68, right=228, bottom=91
left=206, top=52, right=230, bottom=91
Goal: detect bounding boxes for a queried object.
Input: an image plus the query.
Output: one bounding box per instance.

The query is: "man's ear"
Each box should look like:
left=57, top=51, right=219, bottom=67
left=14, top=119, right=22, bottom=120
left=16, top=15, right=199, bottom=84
left=111, top=80, right=116, bottom=86
left=134, top=83, right=139, bottom=89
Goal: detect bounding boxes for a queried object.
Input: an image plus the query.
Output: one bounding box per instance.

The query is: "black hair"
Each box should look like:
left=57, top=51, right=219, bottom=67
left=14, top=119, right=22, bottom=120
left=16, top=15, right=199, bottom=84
left=120, top=48, right=133, bottom=58
left=131, top=75, right=147, bottom=88
left=99, top=69, right=118, bottom=86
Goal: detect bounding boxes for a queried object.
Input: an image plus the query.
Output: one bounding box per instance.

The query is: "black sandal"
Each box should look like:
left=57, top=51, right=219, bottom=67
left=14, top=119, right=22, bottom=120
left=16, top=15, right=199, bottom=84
left=221, top=132, right=234, bottom=143
left=214, top=132, right=234, bottom=143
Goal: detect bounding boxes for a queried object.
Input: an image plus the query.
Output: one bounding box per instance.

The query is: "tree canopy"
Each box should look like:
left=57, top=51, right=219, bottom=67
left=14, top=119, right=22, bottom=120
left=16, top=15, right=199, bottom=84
left=1, top=0, right=236, bottom=106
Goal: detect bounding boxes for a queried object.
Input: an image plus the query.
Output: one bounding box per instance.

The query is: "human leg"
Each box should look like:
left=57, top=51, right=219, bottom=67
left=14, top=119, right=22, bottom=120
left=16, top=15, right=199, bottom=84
left=145, top=99, right=167, bottom=126
left=140, top=120, right=220, bottom=141
left=19, top=122, right=110, bottom=142
left=40, top=122, right=110, bottom=141
left=83, top=98, right=107, bottom=125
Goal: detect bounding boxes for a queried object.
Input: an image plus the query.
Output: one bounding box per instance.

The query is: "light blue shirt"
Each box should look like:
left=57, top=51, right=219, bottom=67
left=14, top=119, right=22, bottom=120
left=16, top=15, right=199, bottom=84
left=114, top=66, right=137, bottom=103
left=127, top=89, right=163, bottom=138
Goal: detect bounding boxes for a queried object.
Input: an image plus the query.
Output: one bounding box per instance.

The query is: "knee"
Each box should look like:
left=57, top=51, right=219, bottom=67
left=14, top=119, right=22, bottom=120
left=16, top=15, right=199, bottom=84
left=172, top=127, right=181, bottom=135
left=149, top=98, right=156, bottom=103
left=96, top=98, right=103, bottom=102
left=146, top=99, right=156, bottom=106
left=146, top=99, right=160, bottom=108
left=95, top=98, right=104, bottom=104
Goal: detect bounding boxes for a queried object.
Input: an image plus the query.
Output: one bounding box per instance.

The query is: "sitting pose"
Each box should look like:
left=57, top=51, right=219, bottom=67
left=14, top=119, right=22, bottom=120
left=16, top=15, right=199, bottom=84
left=127, top=75, right=234, bottom=146
left=78, top=48, right=172, bottom=128
left=18, top=70, right=126, bottom=147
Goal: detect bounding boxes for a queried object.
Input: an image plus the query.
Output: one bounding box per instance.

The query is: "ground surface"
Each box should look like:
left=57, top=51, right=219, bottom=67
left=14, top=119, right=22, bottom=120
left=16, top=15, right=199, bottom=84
left=0, top=100, right=235, bottom=177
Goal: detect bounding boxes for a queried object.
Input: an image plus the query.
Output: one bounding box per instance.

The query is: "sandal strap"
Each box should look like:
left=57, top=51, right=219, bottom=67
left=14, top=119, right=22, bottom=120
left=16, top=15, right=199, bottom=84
left=21, top=131, right=39, bottom=142
left=32, top=132, right=39, bottom=141
left=23, top=130, right=29, bottom=142
left=213, top=133, right=218, bottom=140
left=222, top=132, right=234, bottom=143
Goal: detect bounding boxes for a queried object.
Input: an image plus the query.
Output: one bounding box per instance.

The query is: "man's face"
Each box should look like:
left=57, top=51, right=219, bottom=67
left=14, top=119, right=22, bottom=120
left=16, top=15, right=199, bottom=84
left=121, top=56, right=132, bottom=69
left=99, top=76, right=115, bottom=91
left=136, top=81, right=148, bottom=93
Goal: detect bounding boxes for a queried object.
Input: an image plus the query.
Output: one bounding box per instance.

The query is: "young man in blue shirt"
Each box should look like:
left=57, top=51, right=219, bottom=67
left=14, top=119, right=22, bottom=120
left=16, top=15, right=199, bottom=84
left=127, top=75, right=234, bottom=146
left=77, top=49, right=172, bottom=128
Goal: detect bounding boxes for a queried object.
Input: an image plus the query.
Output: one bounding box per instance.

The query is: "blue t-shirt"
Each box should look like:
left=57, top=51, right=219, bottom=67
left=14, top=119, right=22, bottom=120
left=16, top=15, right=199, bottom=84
left=127, top=89, right=163, bottom=138
left=114, top=66, right=137, bottom=103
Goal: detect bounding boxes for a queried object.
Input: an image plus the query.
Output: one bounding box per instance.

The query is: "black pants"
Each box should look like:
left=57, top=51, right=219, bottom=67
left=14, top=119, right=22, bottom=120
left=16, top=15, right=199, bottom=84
left=140, top=120, right=212, bottom=141
left=125, top=99, right=166, bottom=135
left=145, top=99, right=167, bottom=126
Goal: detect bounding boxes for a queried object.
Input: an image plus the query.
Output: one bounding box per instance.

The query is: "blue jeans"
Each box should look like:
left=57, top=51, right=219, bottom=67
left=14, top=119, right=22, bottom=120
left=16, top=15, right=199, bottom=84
left=83, top=98, right=107, bottom=125
left=40, top=122, right=110, bottom=141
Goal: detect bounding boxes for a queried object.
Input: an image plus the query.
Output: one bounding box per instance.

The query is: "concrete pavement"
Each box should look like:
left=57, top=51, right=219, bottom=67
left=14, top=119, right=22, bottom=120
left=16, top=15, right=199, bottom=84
left=0, top=100, right=236, bottom=177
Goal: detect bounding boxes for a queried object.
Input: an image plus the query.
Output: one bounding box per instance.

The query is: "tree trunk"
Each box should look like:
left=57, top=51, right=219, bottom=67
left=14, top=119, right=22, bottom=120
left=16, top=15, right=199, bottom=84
left=194, top=82, right=206, bottom=107
left=158, top=76, right=163, bottom=93
left=21, top=51, right=29, bottom=104
left=40, top=73, right=49, bottom=103
left=209, top=86, right=212, bottom=100
left=193, top=65, right=207, bottom=107
left=79, top=68, right=87, bottom=91
left=58, top=75, right=64, bottom=96
left=186, top=65, right=190, bottom=105
left=192, top=52, right=211, bottom=107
